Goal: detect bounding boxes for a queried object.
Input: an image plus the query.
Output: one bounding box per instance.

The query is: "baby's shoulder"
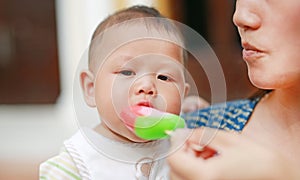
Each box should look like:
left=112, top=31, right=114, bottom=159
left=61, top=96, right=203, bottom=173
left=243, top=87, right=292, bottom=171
left=184, top=98, right=258, bottom=132
left=39, top=147, right=81, bottom=180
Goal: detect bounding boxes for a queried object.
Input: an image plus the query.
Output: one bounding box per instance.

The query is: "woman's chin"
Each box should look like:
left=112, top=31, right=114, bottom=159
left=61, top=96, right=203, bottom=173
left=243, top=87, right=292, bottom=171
left=248, top=71, right=274, bottom=89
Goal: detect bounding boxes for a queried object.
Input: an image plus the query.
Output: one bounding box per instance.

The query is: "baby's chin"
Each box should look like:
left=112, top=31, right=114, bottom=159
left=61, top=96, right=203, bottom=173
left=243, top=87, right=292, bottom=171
left=128, top=137, right=152, bottom=143
left=93, top=122, right=146, bottom=143
left=122, top=131, right=152, bottom=143
left=109, top=127, right=151, bottom=143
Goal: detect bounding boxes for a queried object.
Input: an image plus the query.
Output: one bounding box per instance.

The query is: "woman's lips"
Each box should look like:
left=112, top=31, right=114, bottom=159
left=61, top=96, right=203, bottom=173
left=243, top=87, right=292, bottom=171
left=242, top=49, right=264, bottom=61
left=242, top=42, right=264, bottom=61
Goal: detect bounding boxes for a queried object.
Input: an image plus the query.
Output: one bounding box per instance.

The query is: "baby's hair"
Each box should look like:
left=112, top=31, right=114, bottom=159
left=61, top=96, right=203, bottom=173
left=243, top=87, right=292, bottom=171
left=91, top=5, right=163, bottom=41
left=88, top=5, right=187, bottom=70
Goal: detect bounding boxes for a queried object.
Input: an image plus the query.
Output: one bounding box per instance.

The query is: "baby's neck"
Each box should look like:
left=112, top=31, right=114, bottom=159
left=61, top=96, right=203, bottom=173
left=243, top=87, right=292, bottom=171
left=93, top=124, right=128, bottom=142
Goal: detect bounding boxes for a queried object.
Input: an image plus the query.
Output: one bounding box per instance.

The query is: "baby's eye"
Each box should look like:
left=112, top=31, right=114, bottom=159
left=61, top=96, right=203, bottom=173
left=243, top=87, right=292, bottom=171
left=119, top=70, right=135, bottom=76
left=157, top=74, right=171, bottom=81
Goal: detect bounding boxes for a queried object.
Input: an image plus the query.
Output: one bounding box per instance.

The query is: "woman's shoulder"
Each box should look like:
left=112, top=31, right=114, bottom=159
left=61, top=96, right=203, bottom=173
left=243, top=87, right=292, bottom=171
left=183, top=98, right=259, bottom=132
left=39, top=147, right=81, bottom=180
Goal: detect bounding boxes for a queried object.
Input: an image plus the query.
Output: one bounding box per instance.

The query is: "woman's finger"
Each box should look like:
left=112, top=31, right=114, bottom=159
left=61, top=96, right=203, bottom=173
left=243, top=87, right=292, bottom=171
left=183, top=128, right=241, bottom=152
left=168, top=145, right=209, bottom=180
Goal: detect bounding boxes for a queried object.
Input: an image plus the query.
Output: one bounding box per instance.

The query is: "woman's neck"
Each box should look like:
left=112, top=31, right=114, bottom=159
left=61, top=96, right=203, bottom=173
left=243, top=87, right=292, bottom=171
left=244, top=87, right=300, bottom=139
left=248, top=88, right=300, bottom=136
left=243, top=88, right=300, bottom=163
left=270, top=88, right=300, bottom=127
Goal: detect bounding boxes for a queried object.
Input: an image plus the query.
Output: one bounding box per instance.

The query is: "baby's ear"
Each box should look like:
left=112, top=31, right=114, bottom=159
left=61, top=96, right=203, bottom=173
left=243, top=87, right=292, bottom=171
left=184, top=83, right=190, bottom=98
left=80, top=70, right=96, bottom=107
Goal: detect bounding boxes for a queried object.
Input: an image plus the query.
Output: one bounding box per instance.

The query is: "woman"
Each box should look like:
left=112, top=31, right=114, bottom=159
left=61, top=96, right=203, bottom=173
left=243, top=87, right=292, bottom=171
left=168, top=128, right=300, bottom=179
left=168, top=0, right=300, bottom=179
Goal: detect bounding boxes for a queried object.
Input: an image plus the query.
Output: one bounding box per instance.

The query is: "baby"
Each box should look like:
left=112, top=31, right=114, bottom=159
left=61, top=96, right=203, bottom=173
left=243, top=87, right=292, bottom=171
left=40, top=5, right=190, bottom=179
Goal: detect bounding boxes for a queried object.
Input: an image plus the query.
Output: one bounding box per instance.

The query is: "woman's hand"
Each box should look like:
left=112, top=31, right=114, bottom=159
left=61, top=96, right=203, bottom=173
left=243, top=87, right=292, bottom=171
left=167, top=128, right=300, bottom=180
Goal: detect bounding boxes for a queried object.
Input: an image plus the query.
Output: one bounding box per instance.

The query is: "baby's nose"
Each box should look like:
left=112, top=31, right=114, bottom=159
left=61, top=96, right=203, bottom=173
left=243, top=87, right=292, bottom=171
left=134, top=76, right=157, bottom=96
left=138, top=87, right=155, bottom=95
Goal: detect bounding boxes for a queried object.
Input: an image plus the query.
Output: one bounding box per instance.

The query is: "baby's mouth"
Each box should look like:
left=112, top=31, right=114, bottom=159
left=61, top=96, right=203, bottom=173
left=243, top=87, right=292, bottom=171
left=120, top=105, right=186, bottom=140
left=136, top=101, right=153, bottom=108
left=120, top=105, right=156, bottom=131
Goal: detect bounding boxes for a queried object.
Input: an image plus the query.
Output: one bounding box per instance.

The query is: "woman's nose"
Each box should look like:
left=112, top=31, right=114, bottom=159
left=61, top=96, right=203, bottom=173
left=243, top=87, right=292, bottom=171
left=134, top=76, right=157, bottom=96
left=233, top=0, right=261, bottom=30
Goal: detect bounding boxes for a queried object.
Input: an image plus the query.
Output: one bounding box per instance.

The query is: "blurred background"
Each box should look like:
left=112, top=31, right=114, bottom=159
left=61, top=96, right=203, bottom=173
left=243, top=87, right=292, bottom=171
left=0, top=0, right=257, bottom=179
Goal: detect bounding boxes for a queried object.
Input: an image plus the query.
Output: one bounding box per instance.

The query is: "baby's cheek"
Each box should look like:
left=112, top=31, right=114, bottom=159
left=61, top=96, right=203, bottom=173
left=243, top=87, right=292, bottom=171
left=165, top=88, right=182, bottom=106
left=111, top=79, right=132, bottom=106
left=164, top=96, right=182, bottom=115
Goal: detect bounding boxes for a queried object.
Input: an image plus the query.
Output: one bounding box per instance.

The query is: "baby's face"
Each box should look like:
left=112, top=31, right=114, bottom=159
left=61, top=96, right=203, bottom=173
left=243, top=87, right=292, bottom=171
left=93, top=39, right=189, bottom=142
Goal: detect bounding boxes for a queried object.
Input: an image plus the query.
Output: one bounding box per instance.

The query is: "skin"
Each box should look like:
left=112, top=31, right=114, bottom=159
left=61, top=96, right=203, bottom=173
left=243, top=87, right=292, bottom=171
left=168, top=128, right=300, bottom=180
left=234, top=0, right=300, bottom=163
left=168, top=0, right=300, bottom=179
left=234, top=0, right=300, bottom=90
left=81, top=39, right=189, bottom=143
